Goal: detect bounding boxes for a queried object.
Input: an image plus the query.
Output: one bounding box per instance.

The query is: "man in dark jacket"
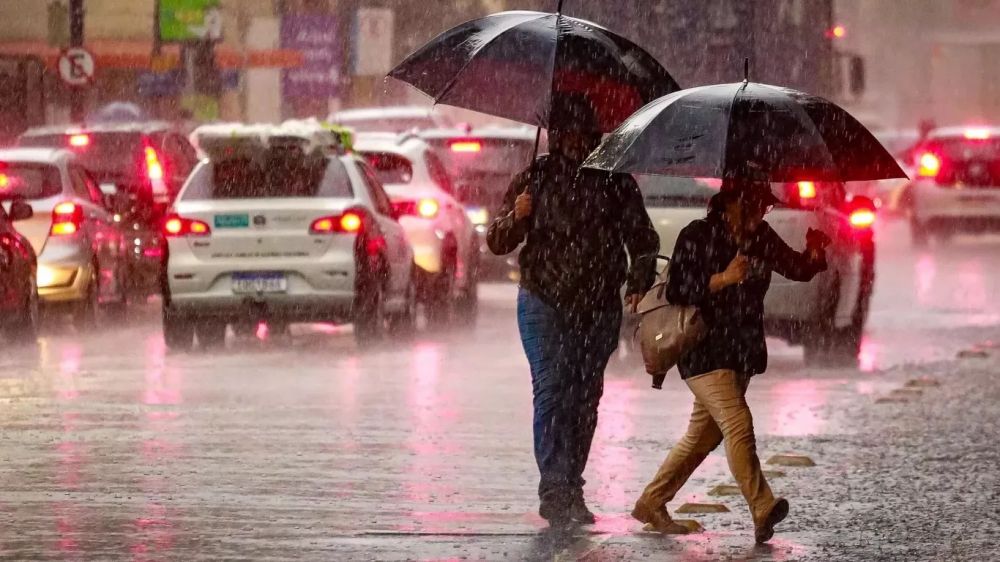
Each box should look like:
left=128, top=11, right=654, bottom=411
left=632, top=179, right=829, bottom=543
left=488, top=96, right=659, bottom=526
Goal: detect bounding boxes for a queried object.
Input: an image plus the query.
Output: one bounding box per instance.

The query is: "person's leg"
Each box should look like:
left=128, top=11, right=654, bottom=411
left=685, top=370, right=778, bottom=530
left=517, top=289, right=572, bottom=518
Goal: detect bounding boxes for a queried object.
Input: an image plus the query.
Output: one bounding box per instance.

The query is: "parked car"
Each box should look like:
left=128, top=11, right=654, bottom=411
left=355, top=132, right=479, bottom=323
left=330, top=106, right=453, bottom=134
left=907, top=126, right=1000, bottom=246
left=0, top=198, right=38, bottom=342
left=0, top=148, right=129, bottom=328
left=19, top=121, right=199, bottom=299
left=626, top=176, right=877, bottom=365
left=163, top=123, right=415, bottom=350
left=419, top=126, right=540, bottom=280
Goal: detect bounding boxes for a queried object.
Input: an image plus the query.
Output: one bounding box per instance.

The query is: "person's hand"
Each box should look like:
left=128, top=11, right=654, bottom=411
left=806, top=228, right=832, bottom=250
left=513, top=192, right=532, bottom=220
left=723, top=253, right=750, bottom=285
left=625, top=293, right=642, bottom=313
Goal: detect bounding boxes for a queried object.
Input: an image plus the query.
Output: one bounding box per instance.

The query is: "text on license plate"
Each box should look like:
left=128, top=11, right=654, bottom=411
left=232, top=272, right=287, bottom=293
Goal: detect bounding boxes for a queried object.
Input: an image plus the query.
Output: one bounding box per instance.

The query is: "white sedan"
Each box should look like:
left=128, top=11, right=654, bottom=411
left=163, top=141, right=415, bottom=350
left=354, top=133, right=479, bottom=324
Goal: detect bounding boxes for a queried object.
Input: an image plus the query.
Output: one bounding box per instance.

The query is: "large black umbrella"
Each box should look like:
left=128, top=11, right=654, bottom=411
left=388, top=9, right=680, bottom=133
left=583, top=80, right=907, bottom=182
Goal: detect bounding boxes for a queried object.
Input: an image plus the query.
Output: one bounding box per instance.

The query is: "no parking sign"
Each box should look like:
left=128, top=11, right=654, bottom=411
left=58, top=47, right=95, bottom=87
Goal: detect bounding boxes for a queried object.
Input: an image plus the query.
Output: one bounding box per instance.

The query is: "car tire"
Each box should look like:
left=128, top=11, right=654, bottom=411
left=454, top=252, right=479, bottom=327
left=910, top=218, right=930, bottom=248
left=232, top=320, right=257, bottom=339
left=195, top=319, right=227, bottom=349
left=3, top=277, right=39, bottom=344
left=354, top=259, right=387, bottom=347
left=804, top=271, right=871, bottom=368
left=72, top=267, right=99, bottom=331
left=426, top=250, right=457, bottom=328
left=163, top=307, right=194, bottom=351
left=387, top=272, right=418, bottom=337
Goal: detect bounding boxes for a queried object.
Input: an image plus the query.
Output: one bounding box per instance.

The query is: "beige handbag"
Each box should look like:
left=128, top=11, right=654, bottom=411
left=636, top=257, right=707, bottom=389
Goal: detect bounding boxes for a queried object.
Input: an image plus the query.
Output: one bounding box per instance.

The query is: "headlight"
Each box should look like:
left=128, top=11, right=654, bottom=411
left=37, top=265, right=77, bottom=288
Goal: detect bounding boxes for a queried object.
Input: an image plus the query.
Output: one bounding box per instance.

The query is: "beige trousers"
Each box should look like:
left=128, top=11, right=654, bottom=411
left=637, top=369, right=775, bottom=525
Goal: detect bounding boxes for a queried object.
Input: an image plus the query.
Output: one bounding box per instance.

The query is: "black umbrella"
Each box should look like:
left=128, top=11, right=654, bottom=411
left=388, top=8, right=680, bottom=133
left=583, top=77, right=907, bottom=182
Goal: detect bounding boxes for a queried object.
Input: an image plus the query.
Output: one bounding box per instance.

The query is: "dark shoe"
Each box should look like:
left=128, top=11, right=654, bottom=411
left=539, top=494, right=571, bottom=527
left=631, top=499, right=690, bottom=534
left=754, top=498, right=789, bottom=544
left=568, top=495, right=596, bottom=524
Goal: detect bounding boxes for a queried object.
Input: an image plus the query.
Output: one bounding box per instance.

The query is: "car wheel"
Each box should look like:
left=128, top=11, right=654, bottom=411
left=387, top=272, right=417, bottom=337
left=195, top=319, right=227, bottom=349
left=454, top=249, right=479, bottom=327
left=162, top=307, right=194, bottom=352
left=102, top=264, right=129, bottom=321
left=910, top=218, right=930, bottom=248
left=232, top=320, right=257, bottom=339
left=804, top=273, right=868, bottom=368
left=72, top=267, right=99, bottom=330
left=3, top=277, right=39, bottom=344
left=426, top=251, right=457, bottom=328
left=354, top=273, right=386, bottom=347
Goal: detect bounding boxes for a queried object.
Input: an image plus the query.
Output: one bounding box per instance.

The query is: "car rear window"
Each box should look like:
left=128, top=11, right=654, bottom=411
left=360, top=152, right=413, bottom=184
left=925, top=138, right=1000, bottom=187
left=338, top=117, right=437, bottom=133
left=19, top=132, right=143, bottom=179
left=181, top=157, right=353, bottom=200
left=637, top=176, right=719, bottom=208
left=0, top=163, right=61, bottom=201
left=423, top=137, right=535, bottom=206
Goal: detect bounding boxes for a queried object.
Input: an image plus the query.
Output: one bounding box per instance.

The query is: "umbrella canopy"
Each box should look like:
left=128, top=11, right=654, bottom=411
left=87, top=102, right=148, bottom=124
left=388, top=11, right=680, bottom=133
left=584, top=82, right=907, bottom=182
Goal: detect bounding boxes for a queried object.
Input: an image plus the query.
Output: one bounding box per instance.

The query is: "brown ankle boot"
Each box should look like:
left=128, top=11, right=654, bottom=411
left=631, top=500, right=690, bottom=534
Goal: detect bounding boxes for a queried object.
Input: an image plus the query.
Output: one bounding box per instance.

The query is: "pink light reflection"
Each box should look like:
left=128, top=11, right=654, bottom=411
left=764, top=380, right=827, bottom=436
left=858, top=336, right=880, bottom=372
left=56, top=344, right=82, bottom=400
left=588, top=379, right=636, bottom=508
left=915, top=254, right=936, bottom=306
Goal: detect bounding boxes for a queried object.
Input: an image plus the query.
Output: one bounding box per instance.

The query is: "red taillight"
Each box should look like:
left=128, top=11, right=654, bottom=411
left=145, top=146, right=164, bottom=181
left=450, top=140, right=482, bottom=153
left=309, top=211, right=364, bottom=234
left=392, top=198, right=439, bottom=219
left=964, top=127, right=991, bottom=140
left=50, top=201, right=83, bottom=236
left=797, top=181, right=817, bottom=200
left=68, top=134, right=90, bottom=148
left=850, top=209, right=876, bottom=229
left=162, top=214, right=211, bottom=237
left=917, top=152, right=941, bottom=177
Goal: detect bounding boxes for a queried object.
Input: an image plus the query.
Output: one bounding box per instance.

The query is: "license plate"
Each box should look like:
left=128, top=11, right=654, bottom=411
left=232, top=272, right=287, bottom=294
left=215, top=214, right=250, bottom=228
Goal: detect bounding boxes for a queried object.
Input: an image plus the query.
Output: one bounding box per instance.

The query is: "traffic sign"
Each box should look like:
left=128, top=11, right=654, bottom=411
left=58, top=47, right=95, bottom=87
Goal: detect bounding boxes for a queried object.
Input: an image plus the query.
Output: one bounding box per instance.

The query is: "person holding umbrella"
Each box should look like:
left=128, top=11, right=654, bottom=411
left=583, top=74, right=906, bottom=542
left=487, top=94, right=659, bottom=526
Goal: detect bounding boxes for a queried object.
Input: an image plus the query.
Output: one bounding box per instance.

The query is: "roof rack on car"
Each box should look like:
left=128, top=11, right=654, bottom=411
left=191, top=119, right=353, bottom=163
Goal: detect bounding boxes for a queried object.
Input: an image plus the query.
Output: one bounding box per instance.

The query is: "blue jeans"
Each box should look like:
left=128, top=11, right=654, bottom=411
left=516, top=288, right=622, bottom=504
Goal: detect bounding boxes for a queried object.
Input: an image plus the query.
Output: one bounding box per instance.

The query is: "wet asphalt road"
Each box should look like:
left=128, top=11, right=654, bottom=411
left=1, top=219, right=999, bottom=561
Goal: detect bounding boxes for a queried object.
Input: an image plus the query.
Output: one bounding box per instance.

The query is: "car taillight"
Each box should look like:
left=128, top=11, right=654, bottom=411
left=68, top=134, right=90, bottom=148
left=145, top=146, right=164, bottom=181
left=797, top=181, right=817, bottom=200
left=849, top=209, right=876, bottom=229
left=310, top=211, right=364, bottom=234
left=964, top=127, right=991, bottom=140
left=50, top=201, right=83, bottom=236
left=450, top=140, right=482, bottom=153
left=917, top=152, right=941, bottom=177
left=392, top=198, right=439, bottom=219
left=163, top=214, right=211, bottom=237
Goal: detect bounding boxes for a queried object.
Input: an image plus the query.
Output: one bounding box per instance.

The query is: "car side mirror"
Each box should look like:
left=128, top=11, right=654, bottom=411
left=9, top=199, right=33, bottom=221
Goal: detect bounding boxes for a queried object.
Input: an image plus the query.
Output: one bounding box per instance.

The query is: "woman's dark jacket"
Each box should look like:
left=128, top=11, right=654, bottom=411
left=487, top=154, right=659, bottom=316
left=668, top=214, right=827, bottom=378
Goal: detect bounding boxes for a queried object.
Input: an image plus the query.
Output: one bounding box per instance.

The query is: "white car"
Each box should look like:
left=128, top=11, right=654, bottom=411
left=908, top=126, right=1000, bottom=246
left=163, top=125, right=415, bottom=350
left=354, top=133, right=478, bottom=324
left=630, top=176, right=877, bottom=365
left=330, top=106, right=453, bottom=134
left=0, top=147, right=128, bottom=328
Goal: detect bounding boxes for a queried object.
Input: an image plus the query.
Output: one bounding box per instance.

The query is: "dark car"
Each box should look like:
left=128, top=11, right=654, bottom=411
left=0, top=199, right=38, bottom=342
left=18, top=122, right=200, bottom=299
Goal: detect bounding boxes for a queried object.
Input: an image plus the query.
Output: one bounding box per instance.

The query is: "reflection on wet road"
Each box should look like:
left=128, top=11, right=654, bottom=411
left=0, top=219, right=998, bottom=559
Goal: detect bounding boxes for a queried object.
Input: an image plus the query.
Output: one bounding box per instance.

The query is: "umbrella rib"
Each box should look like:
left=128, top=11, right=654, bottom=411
left=721, top=82, right=746, bottom=179
left=433, top=13, right=550, bottom=104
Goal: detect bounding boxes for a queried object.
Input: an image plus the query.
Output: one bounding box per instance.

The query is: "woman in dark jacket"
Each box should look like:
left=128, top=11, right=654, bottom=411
left=631, top=179, right=830, bottom=544
left=487, top=96, right=659, bottom=526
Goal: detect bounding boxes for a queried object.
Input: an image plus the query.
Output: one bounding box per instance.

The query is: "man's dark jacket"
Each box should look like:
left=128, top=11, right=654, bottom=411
left=487, top=154, right=659, bottom=317
left=667, top=215, right=827, bottom=379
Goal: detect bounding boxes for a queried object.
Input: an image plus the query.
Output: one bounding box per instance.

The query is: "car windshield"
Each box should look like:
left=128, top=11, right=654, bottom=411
left=181, top=157, right=353, bottom=200
left=636, top=176, right=719, bottom=208
left=423, top=137, right=536, bottom=207
left=0, top=163, right=61, bottom=201
left=19, top=132, right=143, bottom=180
left=926, top=137, right=1000, bottom=187
left=360, top=152, right=414, bottom=185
